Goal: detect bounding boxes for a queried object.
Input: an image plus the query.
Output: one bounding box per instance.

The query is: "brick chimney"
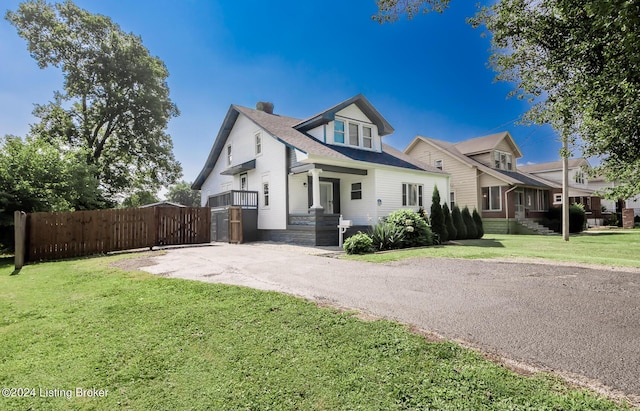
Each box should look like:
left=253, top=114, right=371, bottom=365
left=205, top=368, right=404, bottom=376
left=256, top=101, right=274, bottom=114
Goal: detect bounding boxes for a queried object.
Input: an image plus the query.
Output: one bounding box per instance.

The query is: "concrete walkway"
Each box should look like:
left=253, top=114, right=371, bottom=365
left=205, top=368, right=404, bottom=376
left=135, top=242, right=640, bottom=404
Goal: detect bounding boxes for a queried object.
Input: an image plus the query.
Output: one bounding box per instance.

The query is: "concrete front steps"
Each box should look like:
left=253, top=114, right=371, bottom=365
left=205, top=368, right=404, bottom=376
left=516, top=218, right=559, bottom=235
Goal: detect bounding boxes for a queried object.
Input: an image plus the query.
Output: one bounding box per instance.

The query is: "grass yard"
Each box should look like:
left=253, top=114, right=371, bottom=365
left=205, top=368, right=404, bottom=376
left=347, top=229, right=640, bottom=267
left=0, top=255, right=633, bottom=410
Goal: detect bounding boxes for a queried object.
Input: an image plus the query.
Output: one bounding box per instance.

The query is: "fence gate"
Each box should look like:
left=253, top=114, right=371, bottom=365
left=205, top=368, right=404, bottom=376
left=229, top=206, right=243, bottom=244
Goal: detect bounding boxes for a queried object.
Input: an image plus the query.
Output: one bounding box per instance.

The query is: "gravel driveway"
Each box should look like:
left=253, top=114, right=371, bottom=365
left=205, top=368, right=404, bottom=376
left=133, top=242, right=640, bottom=404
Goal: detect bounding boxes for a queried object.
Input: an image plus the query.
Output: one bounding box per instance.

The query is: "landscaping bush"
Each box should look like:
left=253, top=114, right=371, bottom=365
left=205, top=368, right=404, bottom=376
left=386, top=209, right=433, bottom=248
left=569, top=204, right=586, bottom=233
left=443, top=203, right=456, bottom=241
left=545, top=205, right=586, bottom=233
left=472, top=208, right=484, bottom=239
left=462, top=206, right=478, bottom=239
left=343, top=232, right=373, bottom=254
left=452, top=205, right=466, bottom=240
left=370, top=221, right=405, bottom=251
left=430, top=186, right=447, bottom=243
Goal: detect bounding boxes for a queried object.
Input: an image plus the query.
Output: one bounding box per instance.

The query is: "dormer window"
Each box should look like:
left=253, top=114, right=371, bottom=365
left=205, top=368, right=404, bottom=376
left=334, top=120, right=345, bottom=144
left=348, top=123, right=359, bottom=145
left=574, top=170, right=585, bottom=184
left=494, top=151, right=513, bottom=171
left=333, top=117, right=376, bottom=150
left=363, top=126, right=372, bottom=148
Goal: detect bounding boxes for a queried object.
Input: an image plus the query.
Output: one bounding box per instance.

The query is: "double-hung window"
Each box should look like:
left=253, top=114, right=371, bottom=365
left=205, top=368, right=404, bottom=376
left=348, top=123, right=359, bottom=146
left=402, top=183, right=423, bottom=207
left=363, top=126, right=372, bottom=148
left=482, top=186, right=501, bottom=211
left=351, top=183, right=362, bottom=200
left=255, top=133, right=262, bottom=155
left=494, top=151, right=513, bottom=171
left=334, top=120, right=345, bottom=144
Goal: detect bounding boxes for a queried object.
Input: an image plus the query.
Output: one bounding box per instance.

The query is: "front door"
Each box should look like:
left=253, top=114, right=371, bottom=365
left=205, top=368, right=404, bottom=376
left=515, top=190, right=525, bottom=219
left=320, top=182, right=334, bottom=214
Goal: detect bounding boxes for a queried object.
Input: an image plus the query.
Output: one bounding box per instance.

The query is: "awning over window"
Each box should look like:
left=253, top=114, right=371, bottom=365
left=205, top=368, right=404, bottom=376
left=221, top=160, right=256, bottom=176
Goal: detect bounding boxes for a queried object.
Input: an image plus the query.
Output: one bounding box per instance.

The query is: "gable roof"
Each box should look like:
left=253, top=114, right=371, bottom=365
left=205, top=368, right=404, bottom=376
left=405, top=135, right=551, bottom=188
left=192, top=97, right=442, bottom=189
left=453, top=132, right=523, bottom=158
left=293, top=94, right=394, bottom=136
left=518, top=158, right=590, bottom=173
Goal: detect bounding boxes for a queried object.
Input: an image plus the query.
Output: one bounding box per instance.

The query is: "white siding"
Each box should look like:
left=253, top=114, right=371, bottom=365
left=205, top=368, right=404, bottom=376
left=199, top=114, right=287, bottom=229
left=337, top=172, right=377, bottom=226
left=373, top=168, right=449, bottom=222
left=288, top=173, right=308, bottom=214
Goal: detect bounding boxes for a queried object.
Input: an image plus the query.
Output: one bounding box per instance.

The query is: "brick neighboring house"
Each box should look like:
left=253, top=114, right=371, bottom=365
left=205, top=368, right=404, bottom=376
left=404, top=132, right=556, bottom=234
left=519, top=159, right=631, bottom=226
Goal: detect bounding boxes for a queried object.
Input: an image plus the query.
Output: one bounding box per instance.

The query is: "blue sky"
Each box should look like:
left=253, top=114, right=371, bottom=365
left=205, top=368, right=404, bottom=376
left=0, top=0, right=562, bottom=185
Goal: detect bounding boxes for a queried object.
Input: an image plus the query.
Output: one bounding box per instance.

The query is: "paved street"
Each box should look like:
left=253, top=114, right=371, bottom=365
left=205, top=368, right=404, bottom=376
left=135, top=242, right=640, bottom=403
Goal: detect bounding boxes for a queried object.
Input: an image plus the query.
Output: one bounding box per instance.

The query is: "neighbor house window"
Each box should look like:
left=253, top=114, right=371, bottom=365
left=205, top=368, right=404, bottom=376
left=363, top=126, right=372, bottom=148
left=334, top=120, right=345, bottom=144
left=255, top=133, right=262, bottom=155
left=435, top=159, right=443, bottom=170
left=574, top=171, right=585, bottom=184
left=494, top=151, right=513, bottom=171
left=348, top=123, right=359, bottom=146
left=554, top=193, right=562, bottom=204
left=526, top=188, right=549, bottom=211
left=450, top=192, right=456, bottom=208
left=402, top=183, right=423, bottom=207
left=351, top=183, right=362, bottom=200
left=482, top=186, right=502, bottom=211
left=227, top=145, right=232, bottom=165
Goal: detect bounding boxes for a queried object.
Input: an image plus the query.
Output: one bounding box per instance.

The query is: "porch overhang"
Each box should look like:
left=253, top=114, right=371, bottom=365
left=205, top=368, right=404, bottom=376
left=289, top=162, right=368, bottom=176
left=221, top=160, right=256, bottom=176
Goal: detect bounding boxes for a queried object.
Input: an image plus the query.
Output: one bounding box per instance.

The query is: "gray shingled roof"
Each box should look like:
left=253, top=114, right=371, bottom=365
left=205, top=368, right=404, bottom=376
left=519, top=158, right=590, bottom=173
left=453, top=132, right=523, bottom=158
left=192, top=97, right=444, bottom=189
left=406, top=135, right=552, bottom=188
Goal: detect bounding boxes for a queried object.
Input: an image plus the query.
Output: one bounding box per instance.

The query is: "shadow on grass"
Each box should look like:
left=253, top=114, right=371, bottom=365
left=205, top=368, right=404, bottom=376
left=579, top=230, right=637, bottom=237
left=455, top=239, right=505, bottom=248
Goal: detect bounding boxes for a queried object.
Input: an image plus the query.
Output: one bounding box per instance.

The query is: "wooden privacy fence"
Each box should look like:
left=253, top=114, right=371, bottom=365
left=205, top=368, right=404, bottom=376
left=17, top=207, right=210, bottom=264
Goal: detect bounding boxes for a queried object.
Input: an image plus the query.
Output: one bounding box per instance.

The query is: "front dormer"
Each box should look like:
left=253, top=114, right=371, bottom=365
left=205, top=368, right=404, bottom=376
left=493, top=150, right=514, bottom=171
left=293, top=94, right=392, bottom=154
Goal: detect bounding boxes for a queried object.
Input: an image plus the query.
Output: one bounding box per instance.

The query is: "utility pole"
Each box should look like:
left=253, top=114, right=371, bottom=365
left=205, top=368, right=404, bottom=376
left=562, top=138, right=569, bottom=241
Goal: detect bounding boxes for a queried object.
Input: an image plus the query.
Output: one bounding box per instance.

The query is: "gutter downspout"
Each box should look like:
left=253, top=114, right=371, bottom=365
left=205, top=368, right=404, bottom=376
left=504, top=186, right=518, bottom=234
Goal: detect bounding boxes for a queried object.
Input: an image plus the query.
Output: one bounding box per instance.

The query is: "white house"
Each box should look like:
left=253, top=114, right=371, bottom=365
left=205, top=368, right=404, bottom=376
left=192, top=94, right=450, bottom=245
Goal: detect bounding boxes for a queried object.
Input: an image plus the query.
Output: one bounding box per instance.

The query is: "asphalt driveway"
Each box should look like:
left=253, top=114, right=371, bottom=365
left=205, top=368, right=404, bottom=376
left=134, top=242, right=640, bottom=403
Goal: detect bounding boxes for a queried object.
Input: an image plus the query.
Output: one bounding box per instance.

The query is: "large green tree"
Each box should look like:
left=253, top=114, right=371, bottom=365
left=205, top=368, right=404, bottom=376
left=0, top=136, right=107, bottom=249
left=6, top=0, right=182, bottom=198
left=166, top=181, right=201, bottom=207
left=374, top=0, right=450, bottom=22
left=375, top=0, right=640, bottom=199
left=469, top=0, right=640, bottom=199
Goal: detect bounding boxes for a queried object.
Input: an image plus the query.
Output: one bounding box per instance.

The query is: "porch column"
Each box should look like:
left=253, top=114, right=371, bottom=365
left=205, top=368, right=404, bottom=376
left=308, top=168, right=323, bottom=210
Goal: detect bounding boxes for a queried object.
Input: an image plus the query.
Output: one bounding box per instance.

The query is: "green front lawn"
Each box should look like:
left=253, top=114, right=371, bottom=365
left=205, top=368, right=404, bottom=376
left=347, top=230, right=640, bottom=267
left=0, top=255, right=632, bottom=410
